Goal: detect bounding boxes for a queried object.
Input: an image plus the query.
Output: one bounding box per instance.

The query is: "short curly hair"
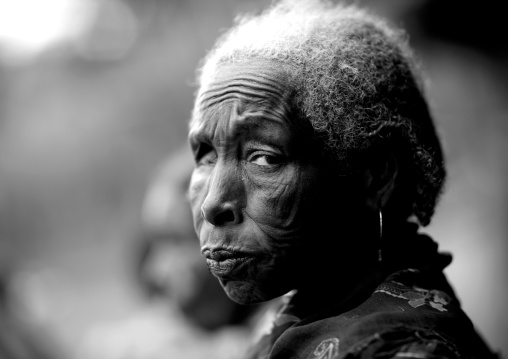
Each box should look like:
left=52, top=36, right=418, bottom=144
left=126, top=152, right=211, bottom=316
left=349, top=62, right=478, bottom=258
left=194, top=0, right=446, bottom=226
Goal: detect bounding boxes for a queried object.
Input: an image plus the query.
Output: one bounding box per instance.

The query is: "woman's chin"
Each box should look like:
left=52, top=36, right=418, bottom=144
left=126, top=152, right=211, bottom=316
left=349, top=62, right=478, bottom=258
left=221, top=280, right=287, bottom=305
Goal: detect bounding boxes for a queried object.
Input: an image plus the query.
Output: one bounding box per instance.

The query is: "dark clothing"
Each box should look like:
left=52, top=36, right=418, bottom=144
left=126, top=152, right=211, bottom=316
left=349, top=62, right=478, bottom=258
left=245, top=226, right=498, bottom=359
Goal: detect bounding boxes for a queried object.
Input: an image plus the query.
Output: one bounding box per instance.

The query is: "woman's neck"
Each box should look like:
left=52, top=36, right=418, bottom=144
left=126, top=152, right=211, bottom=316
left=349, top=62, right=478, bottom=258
left=289, top=263, right=385, bottom=320
left=289, top=219, right=419, bottom=320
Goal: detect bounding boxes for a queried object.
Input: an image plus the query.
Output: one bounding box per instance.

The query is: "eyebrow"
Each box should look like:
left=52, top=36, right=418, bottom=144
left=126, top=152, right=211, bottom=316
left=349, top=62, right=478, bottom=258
left=189, top=111, right=285, bottom=139
left=189, top=108, right=292, bottom=156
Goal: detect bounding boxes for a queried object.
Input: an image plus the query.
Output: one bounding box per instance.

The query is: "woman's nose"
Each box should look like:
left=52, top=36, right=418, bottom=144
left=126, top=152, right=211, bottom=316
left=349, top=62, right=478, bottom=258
left=201, top=202, right=241, bottom=226
left=200, top=168, right=243, bottom=226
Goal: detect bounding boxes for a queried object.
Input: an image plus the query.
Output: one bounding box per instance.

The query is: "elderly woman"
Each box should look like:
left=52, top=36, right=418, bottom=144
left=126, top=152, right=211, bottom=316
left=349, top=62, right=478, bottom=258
left=187, top=1, right=496, bottom=358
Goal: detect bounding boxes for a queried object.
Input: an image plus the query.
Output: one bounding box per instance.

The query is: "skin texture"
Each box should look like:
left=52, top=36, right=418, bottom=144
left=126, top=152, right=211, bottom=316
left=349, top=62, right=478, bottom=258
left=189, top=60, right=393, bottom=305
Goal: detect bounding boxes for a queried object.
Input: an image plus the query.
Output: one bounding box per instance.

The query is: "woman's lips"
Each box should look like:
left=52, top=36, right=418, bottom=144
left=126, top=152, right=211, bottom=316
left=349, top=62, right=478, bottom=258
left=206, top=257, right=252, bottom=276
left=202, top=249, right=255, bottom=277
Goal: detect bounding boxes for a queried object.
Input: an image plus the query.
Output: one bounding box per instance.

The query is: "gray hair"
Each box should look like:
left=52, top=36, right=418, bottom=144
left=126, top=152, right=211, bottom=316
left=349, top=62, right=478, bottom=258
left=193, top=0, right=446, bottom=226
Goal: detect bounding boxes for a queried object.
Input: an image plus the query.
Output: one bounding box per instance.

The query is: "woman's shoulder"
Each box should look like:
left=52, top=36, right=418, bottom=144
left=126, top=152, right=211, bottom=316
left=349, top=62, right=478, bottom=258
left=335, top=268, right=497, bottom=358
left=263, top=268, right=498, bottom=359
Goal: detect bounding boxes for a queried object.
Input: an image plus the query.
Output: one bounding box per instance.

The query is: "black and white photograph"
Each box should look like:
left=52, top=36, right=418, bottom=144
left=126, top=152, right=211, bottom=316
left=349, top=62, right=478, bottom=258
left=0, top=1, right=505, bottom=358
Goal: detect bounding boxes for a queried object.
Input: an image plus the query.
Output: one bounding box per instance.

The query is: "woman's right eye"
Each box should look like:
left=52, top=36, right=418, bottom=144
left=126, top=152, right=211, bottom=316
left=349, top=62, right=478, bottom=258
left=196, top=143, right=217, bottom=166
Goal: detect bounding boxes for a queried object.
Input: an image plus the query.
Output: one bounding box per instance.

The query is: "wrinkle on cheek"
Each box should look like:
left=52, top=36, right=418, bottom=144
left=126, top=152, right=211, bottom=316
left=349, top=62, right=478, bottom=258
left=251, top=174, right=320, bottom=253
left=259, top=228, right=301, bottom=251
left=267, top=174, right=308, bottom=227
left=267, top=185, right=297, bottom=225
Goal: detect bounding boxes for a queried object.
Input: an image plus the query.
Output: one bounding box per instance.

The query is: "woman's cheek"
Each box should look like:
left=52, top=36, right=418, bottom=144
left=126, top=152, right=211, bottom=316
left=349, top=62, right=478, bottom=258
left=247, top=186, right=304, bottom=241
left=272, top=169, right=314, bottom=221
left=189, top=169, right=209, bottom=231
left=255, top=164, right=313, bottom=224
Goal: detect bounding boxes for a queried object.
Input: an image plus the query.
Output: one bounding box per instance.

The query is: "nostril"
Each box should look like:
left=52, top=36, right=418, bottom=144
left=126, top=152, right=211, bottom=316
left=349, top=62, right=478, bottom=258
left=201, top=203, right=240, bottom=226
left=214, top=210, right=235, bottom=226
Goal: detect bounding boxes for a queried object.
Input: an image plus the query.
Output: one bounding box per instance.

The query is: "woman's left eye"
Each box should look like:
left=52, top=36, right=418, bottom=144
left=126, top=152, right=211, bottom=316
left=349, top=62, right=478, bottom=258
left=249, top=154, right=280, bottom=167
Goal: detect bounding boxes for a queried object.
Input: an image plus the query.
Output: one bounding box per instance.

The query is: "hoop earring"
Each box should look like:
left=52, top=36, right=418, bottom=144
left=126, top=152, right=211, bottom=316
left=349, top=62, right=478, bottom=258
left=378, top=209, right=383, bottom=263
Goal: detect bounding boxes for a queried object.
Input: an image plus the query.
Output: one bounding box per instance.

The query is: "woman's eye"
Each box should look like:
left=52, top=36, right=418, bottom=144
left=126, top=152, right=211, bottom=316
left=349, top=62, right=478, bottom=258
left=195, top=143, right=217, bottom=166
left=249, top=154, right=280, bottom=167
left=200, top=151, right=217, bottom=165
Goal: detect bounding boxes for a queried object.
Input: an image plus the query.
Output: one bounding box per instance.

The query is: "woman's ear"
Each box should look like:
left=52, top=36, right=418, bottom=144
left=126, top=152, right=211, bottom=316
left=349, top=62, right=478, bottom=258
left=363, top=151, right=398, bottom=210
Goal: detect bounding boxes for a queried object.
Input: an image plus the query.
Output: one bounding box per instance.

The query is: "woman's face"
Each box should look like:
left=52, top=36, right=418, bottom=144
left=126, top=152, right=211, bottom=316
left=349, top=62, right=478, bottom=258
left=188, top=60, right=332, bottom=304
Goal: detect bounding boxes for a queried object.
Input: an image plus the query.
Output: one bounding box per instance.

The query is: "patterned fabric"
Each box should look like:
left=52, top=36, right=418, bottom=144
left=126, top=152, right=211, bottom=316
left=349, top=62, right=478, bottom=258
left=243, top=232, right=498, bottom=359
left=343, top=326, right=462, bottom=359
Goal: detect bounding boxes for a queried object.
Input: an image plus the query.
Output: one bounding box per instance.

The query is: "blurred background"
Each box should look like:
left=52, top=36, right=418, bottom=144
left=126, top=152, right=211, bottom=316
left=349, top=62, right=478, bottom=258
left=0, top=0, right=506, bottom=358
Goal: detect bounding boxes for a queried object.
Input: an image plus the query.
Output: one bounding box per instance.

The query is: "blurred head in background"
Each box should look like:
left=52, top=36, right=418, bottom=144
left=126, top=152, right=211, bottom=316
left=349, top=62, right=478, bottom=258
left=135, top=145, right=259, bottom=331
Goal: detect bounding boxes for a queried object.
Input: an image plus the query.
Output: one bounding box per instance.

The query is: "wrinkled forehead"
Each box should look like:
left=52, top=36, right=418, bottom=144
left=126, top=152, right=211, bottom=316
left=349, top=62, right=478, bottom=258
left=191, top=59, right=294, bottom=125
